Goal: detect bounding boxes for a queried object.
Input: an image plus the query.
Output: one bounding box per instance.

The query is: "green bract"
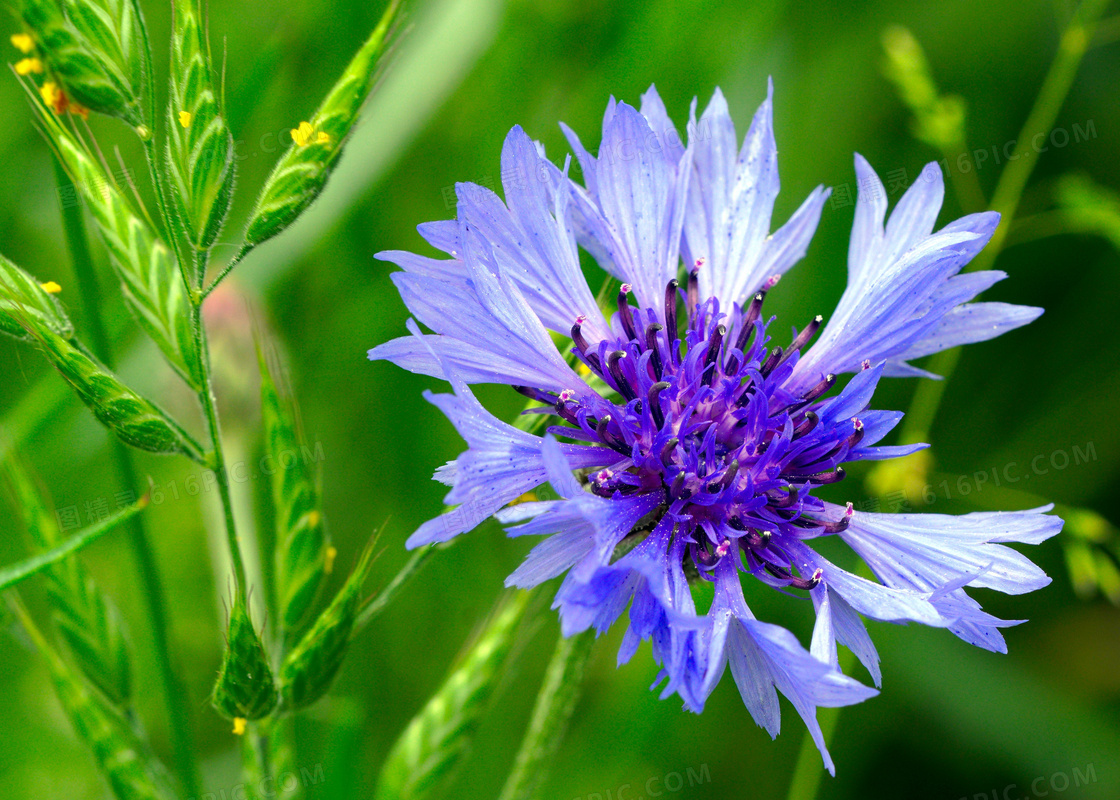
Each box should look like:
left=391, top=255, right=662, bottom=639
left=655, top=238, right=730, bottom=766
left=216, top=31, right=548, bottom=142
left=259, top=344, right=330, bottom=642
left=36, top=328, right=202, bottom=459
left=0, top=254, right=73, bottom=342
left=44, top=112, right=202, bottom=388
left=20, top=0, right=145, bottom=129
left=211, top=598, right=279, bottom=721
left=166, top=0, right=235, bottom=249
left=241, top=0, right=399, bottom=249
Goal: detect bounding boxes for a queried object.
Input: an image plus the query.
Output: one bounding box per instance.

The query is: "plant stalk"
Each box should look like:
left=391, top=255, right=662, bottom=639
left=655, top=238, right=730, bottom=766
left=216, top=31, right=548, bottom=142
left=497, top=627, right=595, bottom=800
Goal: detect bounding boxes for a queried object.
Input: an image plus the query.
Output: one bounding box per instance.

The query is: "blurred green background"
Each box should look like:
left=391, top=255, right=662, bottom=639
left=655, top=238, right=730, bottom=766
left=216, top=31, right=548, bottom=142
left=2, top=0, right=1119, bottom=798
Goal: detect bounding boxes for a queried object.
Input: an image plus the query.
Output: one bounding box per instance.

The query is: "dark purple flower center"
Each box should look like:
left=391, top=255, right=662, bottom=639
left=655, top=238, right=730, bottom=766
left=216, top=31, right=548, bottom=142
left=516, top=272, right=865, bottom=590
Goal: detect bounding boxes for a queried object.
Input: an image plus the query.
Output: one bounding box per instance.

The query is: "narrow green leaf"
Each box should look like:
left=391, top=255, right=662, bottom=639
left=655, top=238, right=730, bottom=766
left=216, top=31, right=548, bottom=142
left=0, top=252, right=73, bottom=342
left=38, top=107, right=201, bottom=388
left=0, top=495, right=146, bottom=591
left=373, top=590, right=530, bottom=800
left=240, top=0, right=401, bottom=251
left=258, top=343, right=329, bottom=641
left=278, top=537, right=378, bottom=711
left=2, top=450, right=133, bottom=706
left=167, top=0, right=235, bottom=248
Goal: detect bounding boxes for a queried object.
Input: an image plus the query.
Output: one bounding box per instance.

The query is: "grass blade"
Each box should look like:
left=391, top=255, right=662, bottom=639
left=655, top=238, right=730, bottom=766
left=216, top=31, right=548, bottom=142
left=0, top=494, right=147, bottom=591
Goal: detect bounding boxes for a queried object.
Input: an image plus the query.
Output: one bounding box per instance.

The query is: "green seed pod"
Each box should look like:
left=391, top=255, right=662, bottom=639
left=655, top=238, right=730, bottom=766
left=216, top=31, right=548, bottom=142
left=43, top=110, right=202, bottom=388
left=36, top=327, right=203, bottom=459
left=373, top=591, right=530, bottom=800
left=61, top=0, right=147, bottom=107
left=20, top=0, right=144, bottom=128
left=10, top=599, right=176, bottom=800
left=278, top=539, right=377, bottom=710
left=0, top=253, right=73, bottom=342
left=3, top=452, right=132, bottom=707
left=242, top=0, right=400, bottom=249
left=258, top=344, right=329, bottom=641
left=211, top=597, right=279, bottom=721
left=167, top=0, right=234, bottom=248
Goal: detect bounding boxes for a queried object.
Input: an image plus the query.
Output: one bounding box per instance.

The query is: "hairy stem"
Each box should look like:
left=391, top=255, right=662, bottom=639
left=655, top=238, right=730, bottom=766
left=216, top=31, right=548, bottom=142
left=54, top=157, right=201, bottom=797
left=498, top=627, right=595, bottom=800
left=196, top=313, right=250, bottom=601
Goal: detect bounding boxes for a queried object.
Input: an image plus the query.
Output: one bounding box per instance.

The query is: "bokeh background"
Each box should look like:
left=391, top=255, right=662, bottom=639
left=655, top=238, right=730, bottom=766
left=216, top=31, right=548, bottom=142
left=2, top=0, right=1119, bottom=798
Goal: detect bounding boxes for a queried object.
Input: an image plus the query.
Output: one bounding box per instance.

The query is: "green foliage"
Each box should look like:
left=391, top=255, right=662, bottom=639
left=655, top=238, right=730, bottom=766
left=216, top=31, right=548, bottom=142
left=258, top=343, right=329, bottom=642
left=212, top=597, right=279, bottom=721
left=19, top=0, right=145, bottom=128
left=241, top=0, right=400, bottom=250
left=278, top=538, right=377, bottom=711
left=881, top=25, right=967, bottom=152
left=1055, top=173, right=1120, bottom=250
left=374, top=591, right=530, bottom=800
left=2, top=453, right=134, bottom=706
left=61, top=0, right=147, bottom=112
left=9, top=598, right=176, bottom=800
left=34, top=327, right=202, bottom=459
left=166, top=0, right=235, bottom=249
left=0, top=253, right=73, bottom=342
left=41, top=111, right=202, bottom=387
left=1061, top=506, right=1120, bottom=605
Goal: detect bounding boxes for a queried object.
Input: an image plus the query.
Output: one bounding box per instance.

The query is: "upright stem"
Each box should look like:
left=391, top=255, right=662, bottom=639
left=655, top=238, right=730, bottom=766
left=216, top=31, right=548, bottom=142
left=802, top=12, right=1108, bottom=777
left=251, top=722, right=275, bottom=798
left=53, top=158, right=201, bottom=797
left=898, top=0, right=1111, bottom=445
left=498, top=627, right=595, bottom=800
left=196, top=310, right=250, bottom=601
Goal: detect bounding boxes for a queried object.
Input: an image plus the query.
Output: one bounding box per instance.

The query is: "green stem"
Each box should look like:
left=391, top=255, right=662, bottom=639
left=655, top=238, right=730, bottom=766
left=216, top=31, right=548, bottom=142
left=251, top=722, right=274, bottom=799
left=497, top=627, right=595, bottom=800
left=196, top=312, right=250, bottom=601
left=899, top=0, right=1110, bottom=445
left=201, top=246, right=248, bottom=301
left=190, top=247, right=248, bottom=598
left=53, top=157, right=201, bottom=797
left=974, top=0, right=1112, bottom=274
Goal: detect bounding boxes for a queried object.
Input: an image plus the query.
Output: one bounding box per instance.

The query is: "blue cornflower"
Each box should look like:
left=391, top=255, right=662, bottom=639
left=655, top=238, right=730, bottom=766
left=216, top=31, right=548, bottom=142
left=369, top=82, right=1062, bottom=773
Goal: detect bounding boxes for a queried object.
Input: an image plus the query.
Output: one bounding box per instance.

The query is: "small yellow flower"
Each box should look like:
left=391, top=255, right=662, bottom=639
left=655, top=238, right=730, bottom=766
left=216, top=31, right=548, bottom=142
left=576, top=361, right=591, bottom=377
left=40, top=81, right=62, bottom=110
left=178, top=110, right=192, bottom=128
left=15, top=57, right=42, bottom=75
left=10, top=33, right=34, bottom=54
left=40, top=281, right=62, bottom=294
left=315, top=130, right=331, bottom=145
left=232, top=717, right=247, bottom=735
left=324, top=545, right=337, bottom=575
left=307, top=509, right=321, bottom=527
left=291, top=121, right=315, bottom=147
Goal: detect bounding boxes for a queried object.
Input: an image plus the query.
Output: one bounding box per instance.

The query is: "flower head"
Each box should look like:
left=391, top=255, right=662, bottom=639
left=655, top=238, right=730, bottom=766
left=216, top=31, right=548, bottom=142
left=369, top=83, right=1061, bottom=773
